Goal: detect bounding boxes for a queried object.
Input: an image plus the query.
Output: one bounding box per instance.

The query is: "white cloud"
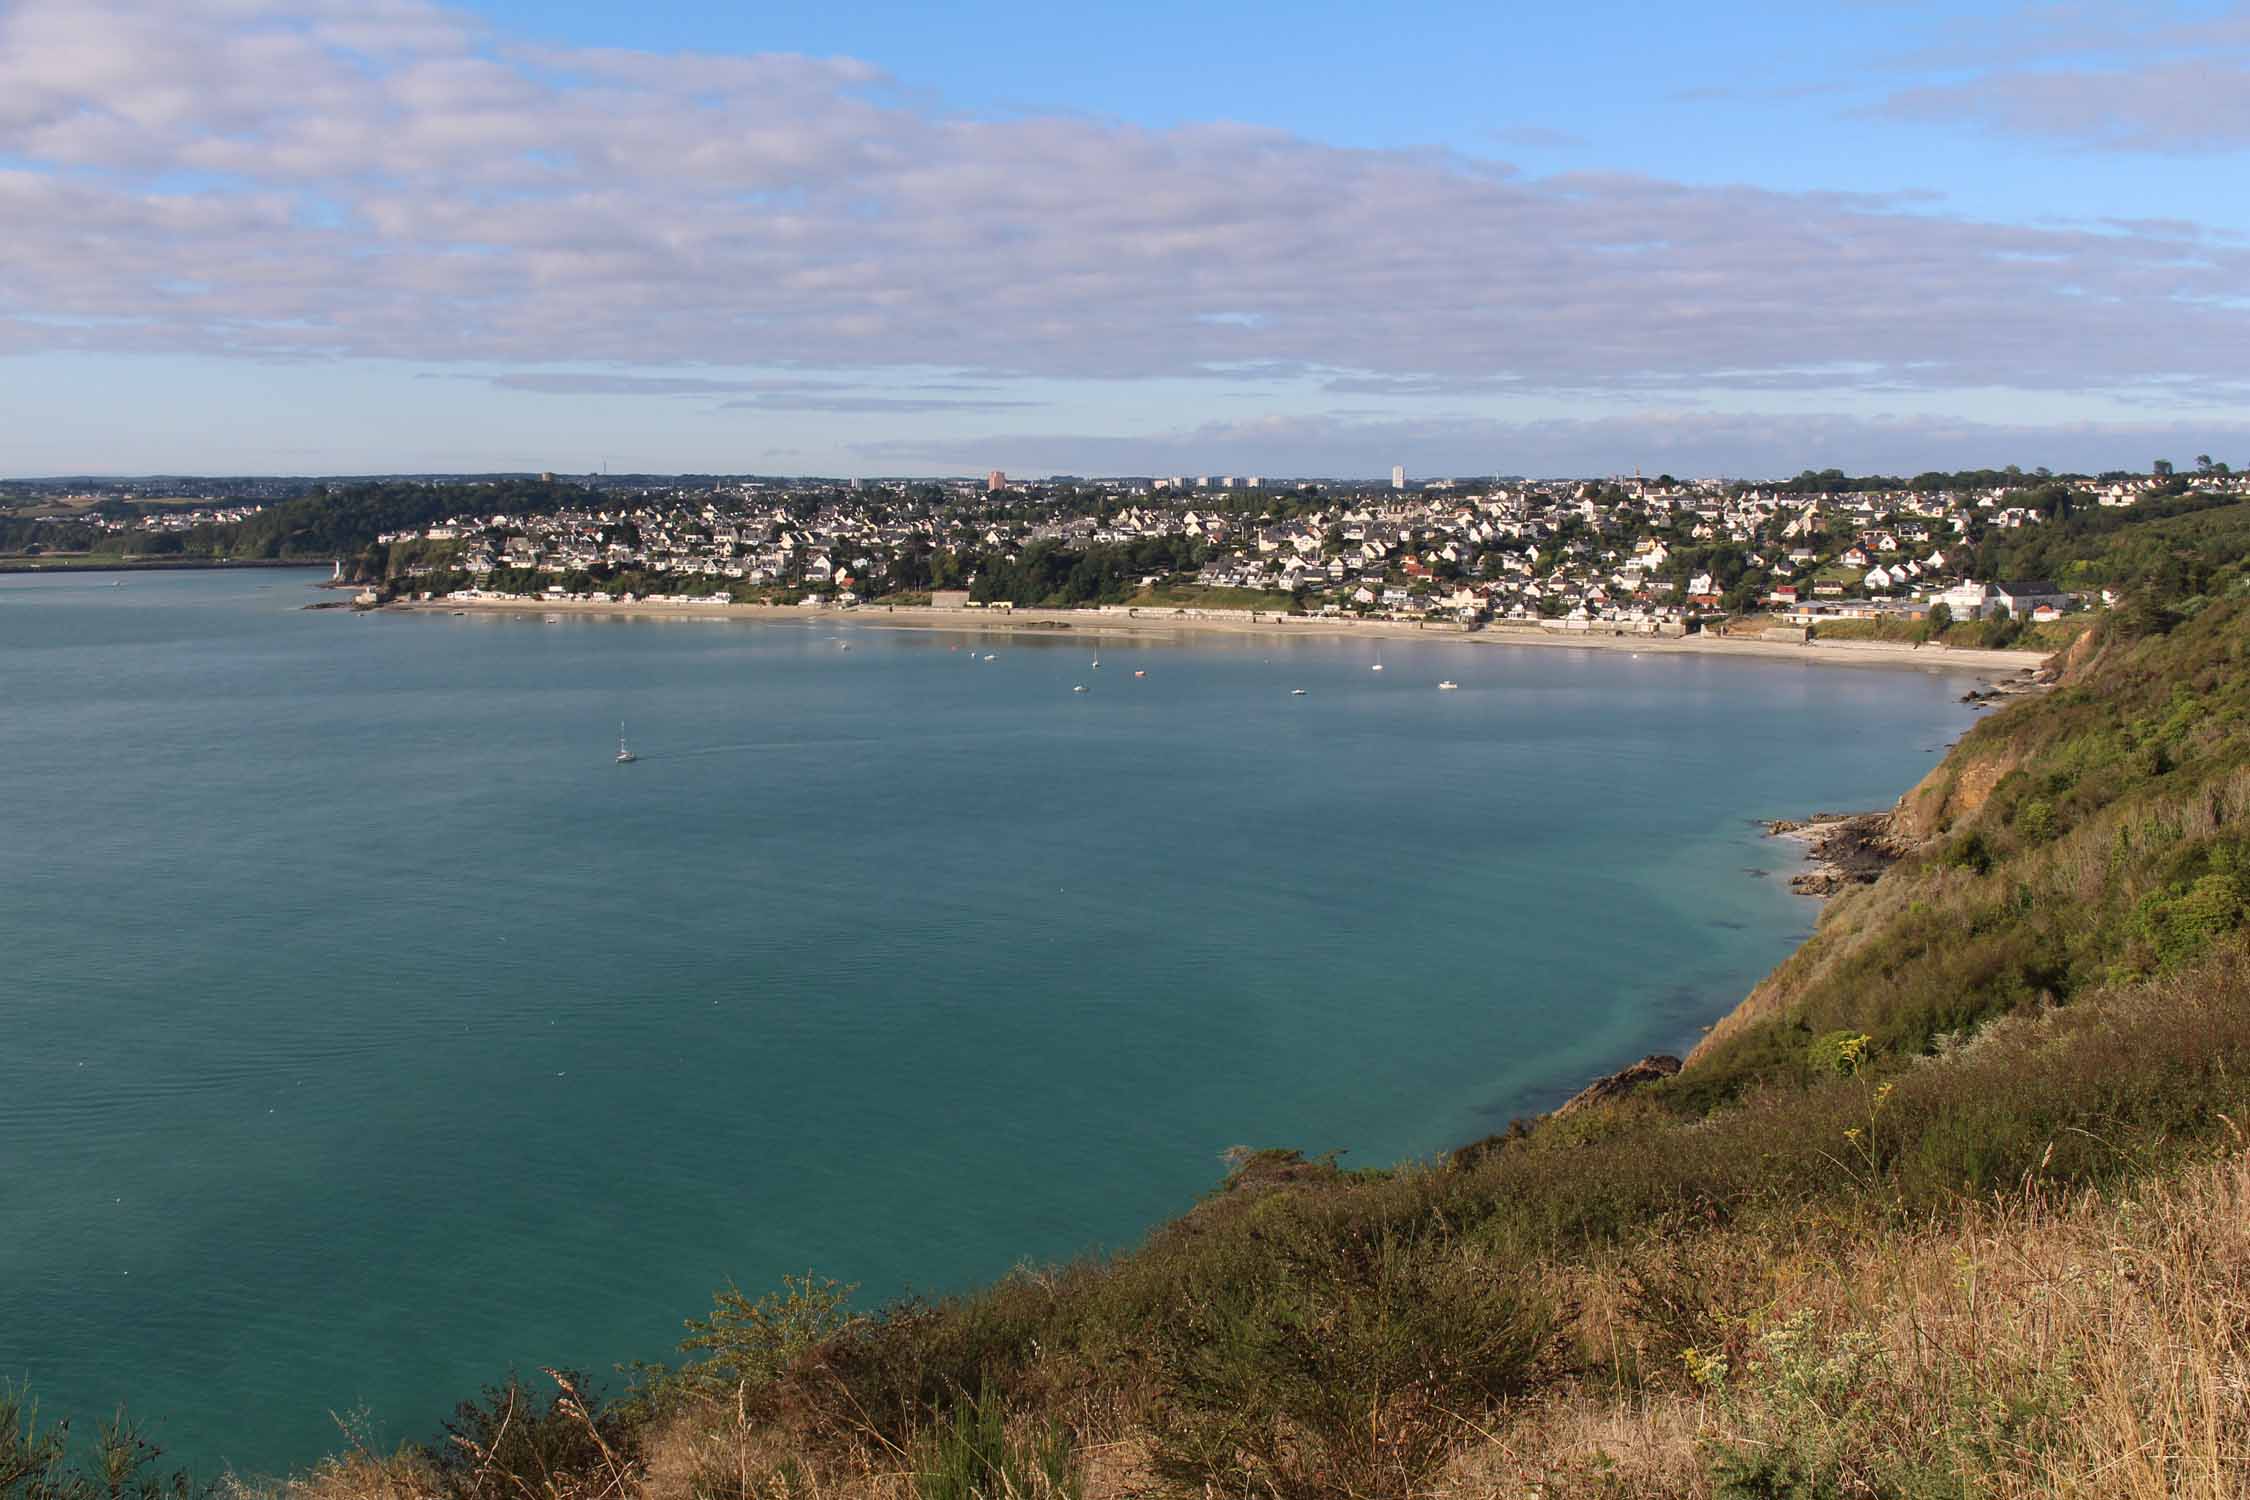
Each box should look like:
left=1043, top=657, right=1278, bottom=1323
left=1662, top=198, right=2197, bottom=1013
left=0, top=0, right=2245, bottom=408
left=1872, top=2, right=2250, bottom=152
left=1883, top=59, right=2250, bottom=152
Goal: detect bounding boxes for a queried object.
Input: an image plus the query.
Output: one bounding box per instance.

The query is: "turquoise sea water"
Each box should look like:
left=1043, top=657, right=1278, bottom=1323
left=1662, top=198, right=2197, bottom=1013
left=1, top=569, right=1975, bottom=1475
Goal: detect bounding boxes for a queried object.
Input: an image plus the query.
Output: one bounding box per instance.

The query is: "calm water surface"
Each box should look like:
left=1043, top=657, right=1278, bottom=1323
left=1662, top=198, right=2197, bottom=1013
left=0, top=570, right=1974, bottom=1473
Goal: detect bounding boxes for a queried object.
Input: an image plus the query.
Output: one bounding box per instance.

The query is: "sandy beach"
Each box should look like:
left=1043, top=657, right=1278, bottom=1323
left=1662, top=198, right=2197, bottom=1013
left=388, top=596, right=2048, bottom=677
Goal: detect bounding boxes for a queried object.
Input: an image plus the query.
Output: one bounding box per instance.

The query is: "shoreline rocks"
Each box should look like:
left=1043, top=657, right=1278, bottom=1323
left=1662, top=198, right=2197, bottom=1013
left=1766, top=811, right=1902, bottom=896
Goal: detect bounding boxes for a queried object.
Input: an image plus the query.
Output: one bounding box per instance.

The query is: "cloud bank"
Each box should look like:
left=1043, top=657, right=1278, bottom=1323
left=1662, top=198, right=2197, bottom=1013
left=0, top=0, right=2245, bottom=411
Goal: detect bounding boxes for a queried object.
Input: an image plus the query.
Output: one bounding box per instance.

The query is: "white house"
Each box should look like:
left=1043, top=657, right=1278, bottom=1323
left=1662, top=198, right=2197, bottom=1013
left=1937, top=581, right=1996, bottom=618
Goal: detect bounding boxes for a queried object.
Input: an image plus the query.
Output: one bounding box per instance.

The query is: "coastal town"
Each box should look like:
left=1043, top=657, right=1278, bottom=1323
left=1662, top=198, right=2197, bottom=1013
left=7, top=463, right=2241, bottom=638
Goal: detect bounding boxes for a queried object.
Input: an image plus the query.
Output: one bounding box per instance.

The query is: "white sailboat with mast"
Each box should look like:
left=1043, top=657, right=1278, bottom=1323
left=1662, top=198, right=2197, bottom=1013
left=615, top=720, right=637, bottom=764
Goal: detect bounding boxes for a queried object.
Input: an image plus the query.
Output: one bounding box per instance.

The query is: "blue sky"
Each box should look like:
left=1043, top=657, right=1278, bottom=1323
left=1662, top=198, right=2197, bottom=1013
left=2, top=0, right=2248, bottom=477
left=460, top=0, right=2250, bottom=227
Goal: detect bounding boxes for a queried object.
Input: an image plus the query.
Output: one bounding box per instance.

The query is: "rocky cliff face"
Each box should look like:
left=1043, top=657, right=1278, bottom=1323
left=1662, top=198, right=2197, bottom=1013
left=1892, top=746, right=2026, bottom=843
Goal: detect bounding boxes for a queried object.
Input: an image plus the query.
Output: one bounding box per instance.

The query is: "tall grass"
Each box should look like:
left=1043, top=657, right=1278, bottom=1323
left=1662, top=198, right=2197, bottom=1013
left=1450, top=1131, right=2250, bottom=1497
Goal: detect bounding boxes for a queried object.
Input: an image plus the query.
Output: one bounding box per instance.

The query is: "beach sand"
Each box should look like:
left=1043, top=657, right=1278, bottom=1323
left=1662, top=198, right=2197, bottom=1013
left=389, top=597, right=2049, bottom=677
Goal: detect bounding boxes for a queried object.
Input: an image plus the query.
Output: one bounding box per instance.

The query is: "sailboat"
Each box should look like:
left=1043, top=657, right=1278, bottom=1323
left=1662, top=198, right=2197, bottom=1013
left=615, top=721, right=637, bottom=765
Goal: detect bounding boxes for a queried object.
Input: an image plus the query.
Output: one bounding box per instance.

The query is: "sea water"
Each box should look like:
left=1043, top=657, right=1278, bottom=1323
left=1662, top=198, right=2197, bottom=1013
left=0, top=569, right=1974, bottom=1473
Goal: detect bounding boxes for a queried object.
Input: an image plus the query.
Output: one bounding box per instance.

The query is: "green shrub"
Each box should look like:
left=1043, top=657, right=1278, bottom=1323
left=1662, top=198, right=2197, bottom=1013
left=2137, top=873, right=2246, bottom=970
left=679, top=1272, right=857, bottom=1391
left=1942, top=831, right=1994, bottom=875
left=2016, top=798, right=2056, bottom=842
left=1147, top=1211, right=1556, bottom=1498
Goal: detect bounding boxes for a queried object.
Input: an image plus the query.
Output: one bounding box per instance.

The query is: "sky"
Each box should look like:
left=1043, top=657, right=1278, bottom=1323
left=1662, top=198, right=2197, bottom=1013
left=3, top=0, right=2249, bottom=478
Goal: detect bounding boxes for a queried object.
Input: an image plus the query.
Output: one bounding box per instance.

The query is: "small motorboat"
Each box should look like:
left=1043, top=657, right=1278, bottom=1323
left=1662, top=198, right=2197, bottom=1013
left=1290, top=688, right=1308, bottom=696
left=1073, top=684, right=1087, bottom=693
left=1133, top=669, right=1146, bottom=678
left=1438, top=680, right=1459, bottom=691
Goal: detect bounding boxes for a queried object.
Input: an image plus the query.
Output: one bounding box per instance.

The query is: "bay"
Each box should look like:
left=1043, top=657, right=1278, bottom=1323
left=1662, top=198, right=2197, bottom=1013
left=0, top=568, right=1971, bottom=1474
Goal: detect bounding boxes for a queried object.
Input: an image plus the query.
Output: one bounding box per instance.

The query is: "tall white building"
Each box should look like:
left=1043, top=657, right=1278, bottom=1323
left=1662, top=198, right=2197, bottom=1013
left=1391, top=465, right=1406, bottom=490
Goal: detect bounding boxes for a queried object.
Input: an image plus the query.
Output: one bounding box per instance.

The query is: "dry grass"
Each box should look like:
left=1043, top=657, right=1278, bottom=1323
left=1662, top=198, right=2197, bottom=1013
left=1442, top=1137, right=2250, bottom=1498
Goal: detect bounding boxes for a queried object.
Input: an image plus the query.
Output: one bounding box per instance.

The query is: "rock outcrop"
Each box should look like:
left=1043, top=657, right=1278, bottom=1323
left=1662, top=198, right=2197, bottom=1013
left=1553, top=1054, right=1683, bottom=1116
left=1768, top=812, right=1907, bottom=895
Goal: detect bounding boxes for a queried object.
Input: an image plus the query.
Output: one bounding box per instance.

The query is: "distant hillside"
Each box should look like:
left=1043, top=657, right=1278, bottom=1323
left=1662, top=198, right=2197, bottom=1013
left=0, top=479, right=595, bottom=565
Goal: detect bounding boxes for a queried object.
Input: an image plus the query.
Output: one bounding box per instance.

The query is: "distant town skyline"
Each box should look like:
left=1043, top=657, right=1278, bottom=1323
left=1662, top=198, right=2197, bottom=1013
left=3, top=0, right=2249, bottom=476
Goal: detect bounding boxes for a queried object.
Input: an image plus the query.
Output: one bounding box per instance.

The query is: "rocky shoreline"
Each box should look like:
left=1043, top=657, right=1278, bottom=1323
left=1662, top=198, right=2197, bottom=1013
left=1960, top=662, right=2062, bottom=710
left=1765, top=811, right=1906, bottom=896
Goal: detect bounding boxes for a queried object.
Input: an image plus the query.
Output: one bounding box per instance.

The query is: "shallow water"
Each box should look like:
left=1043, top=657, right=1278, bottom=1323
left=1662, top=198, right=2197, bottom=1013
left=0, top=569, right=1971, bottom=1473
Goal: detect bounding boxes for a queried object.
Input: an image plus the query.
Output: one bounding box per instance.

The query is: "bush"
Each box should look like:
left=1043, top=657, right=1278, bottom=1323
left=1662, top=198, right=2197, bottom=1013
left=1147, top=1210, right=1556, bottom=1498
left=1942, top=831, right=1995, bottom=875
left=2137, top=873, right=2245, bottom=970
left=2016, top=797, right=2057, bottom=842
left=679, top=1272, right=857, bottom=1392
left=430, top=1370, right=641, bottom=1500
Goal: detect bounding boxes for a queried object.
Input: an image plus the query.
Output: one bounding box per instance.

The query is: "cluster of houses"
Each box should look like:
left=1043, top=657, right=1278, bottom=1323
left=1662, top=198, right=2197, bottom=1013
left=77, top=502, right=269, bottom=533
left=378, top=494, right=928, bottom=606
left=345, top=466, right=2242, bottom=631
